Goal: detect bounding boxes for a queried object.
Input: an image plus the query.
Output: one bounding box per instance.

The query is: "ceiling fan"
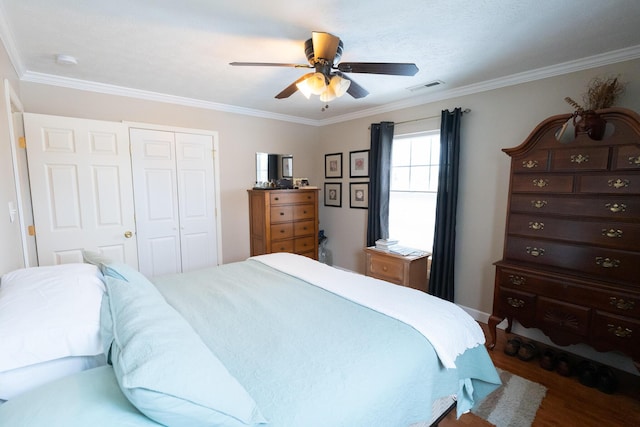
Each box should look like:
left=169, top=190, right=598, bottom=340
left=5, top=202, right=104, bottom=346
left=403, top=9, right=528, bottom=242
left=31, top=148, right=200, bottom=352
left=230, top=31, right=419, bottom=101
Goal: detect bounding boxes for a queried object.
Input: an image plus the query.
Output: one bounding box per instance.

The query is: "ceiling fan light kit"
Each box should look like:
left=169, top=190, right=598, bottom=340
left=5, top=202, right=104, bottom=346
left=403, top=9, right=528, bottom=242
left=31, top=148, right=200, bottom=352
left=230, top=31, right=418, bottom=104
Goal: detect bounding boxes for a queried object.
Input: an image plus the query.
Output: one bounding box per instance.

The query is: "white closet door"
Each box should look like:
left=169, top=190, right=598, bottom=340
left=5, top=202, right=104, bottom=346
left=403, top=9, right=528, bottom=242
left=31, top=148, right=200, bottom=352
left=24, top=113, right=138, bottom=266
left=175, top=132, right=218, bottom=272
left=130, top=128, right=218, bottom=277
left=130, top=128, right=181, bottom=277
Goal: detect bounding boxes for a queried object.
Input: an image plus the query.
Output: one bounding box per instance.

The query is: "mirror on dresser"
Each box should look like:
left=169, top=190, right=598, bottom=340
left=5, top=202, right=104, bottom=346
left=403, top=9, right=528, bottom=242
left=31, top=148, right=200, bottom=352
left=255, top=152, right=293, bottom=188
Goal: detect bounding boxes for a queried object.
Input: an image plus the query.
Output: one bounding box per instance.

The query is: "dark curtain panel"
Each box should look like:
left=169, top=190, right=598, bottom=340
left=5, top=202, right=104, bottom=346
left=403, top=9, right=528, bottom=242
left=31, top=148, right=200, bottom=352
left=366, top=121, right=394, bottom=247
left=429, top=108, right=462, bottom=301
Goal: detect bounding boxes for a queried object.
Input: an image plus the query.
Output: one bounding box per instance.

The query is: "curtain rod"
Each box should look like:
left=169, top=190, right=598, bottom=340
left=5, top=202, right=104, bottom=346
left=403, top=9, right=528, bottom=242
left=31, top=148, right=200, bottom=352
left=367, top=108, right=471, bottom=129
left=395, top=108, right=471, bottom=126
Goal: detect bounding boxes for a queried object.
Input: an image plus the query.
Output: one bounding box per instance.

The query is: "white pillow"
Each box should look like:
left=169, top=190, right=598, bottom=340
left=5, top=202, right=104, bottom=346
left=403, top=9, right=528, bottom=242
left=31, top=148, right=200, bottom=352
left=0, top=263, right=106, bottom=373
left=0, top=354, right=106, bottom=400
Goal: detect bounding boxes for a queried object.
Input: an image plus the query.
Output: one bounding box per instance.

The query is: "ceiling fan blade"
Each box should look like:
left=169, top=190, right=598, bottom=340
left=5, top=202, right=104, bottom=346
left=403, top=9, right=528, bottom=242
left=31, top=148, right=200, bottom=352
left=311, top=32, right=341, bottom=62
left=336, top=62, right=419, bottom=76
left=275, top=73, right=314, bottom=99
left=229, top=62, right=312, bottom=68
left=335, top=73, right=368, bottom=99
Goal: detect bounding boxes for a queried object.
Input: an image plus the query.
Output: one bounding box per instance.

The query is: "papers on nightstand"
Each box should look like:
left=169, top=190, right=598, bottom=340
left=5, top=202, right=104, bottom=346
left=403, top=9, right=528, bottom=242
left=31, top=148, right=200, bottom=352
left=374, top=239, right=427, bottom=257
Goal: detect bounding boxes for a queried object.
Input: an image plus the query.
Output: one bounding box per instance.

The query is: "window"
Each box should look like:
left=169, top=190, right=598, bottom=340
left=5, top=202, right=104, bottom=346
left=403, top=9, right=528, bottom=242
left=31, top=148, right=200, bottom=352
left=388, top=131, right=440, bottom=251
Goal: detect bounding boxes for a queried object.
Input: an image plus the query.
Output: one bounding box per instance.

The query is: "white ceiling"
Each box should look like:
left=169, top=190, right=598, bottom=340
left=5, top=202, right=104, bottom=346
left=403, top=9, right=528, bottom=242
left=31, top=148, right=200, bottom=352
left=1, top=0, right=640, bottom=125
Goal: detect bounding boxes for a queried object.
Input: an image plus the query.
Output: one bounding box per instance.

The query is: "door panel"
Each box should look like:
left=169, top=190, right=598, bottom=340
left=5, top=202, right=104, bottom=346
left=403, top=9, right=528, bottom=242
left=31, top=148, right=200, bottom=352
left=175, top=132, right=218, bottom=272
left=24, top=113, right=138, bottom=266
left=130, top=128, right=181, bottom=278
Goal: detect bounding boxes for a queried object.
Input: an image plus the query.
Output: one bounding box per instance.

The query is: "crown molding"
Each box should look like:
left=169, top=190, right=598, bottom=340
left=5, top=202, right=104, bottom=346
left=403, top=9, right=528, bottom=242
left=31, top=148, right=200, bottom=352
left=316, top=45, right=640, bottom=126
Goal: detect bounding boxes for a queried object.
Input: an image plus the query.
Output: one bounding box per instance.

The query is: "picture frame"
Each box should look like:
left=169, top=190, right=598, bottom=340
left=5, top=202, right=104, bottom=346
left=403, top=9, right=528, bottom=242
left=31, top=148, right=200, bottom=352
left=349, top=150, right=369, bottom=178
left=325, top=152, right=343, bottom=178
left=281, top=156, right=293, bottom=178
left=349, top=182, right=369, bottom=209
left=324, top=182, right=342, bottom=207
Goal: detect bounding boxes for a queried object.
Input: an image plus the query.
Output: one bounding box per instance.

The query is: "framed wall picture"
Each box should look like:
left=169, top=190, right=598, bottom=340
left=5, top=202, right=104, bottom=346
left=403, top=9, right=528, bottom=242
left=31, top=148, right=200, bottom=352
left=324, top=182, right=342, bottom=207
left=349, top=182, right=368, bottom=209
left=325, top=152, right=343, bottom=178
left=281, top=156, right=293, bottom=178
left=349, top=150, right=369, bottom=178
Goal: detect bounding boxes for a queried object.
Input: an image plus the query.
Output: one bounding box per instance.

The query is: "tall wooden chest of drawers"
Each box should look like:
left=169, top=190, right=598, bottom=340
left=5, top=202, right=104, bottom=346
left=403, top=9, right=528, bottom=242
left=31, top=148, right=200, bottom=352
left=488, top=108, right=640, bottom=369
left=248, top=189, right=319, bottom=259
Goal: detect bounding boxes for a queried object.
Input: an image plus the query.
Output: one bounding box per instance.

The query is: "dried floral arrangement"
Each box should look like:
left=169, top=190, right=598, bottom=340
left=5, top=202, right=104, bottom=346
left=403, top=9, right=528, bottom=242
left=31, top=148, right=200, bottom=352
left=564, top=75, right=625, bottom=113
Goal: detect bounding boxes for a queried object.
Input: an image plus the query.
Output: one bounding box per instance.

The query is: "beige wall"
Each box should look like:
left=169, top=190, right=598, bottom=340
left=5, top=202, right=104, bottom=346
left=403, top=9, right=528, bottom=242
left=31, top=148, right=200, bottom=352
left=0, top=41, right=23, bottom=274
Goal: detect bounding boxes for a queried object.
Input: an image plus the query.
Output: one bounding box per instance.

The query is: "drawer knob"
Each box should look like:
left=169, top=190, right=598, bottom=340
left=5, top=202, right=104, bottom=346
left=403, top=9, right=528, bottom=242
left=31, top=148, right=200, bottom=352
left=522, top=160, right=538, bottom=169
left=531, top=200, right=547, bottom=209
left=607, top=324, right=632, bottom=338
left=570, top=154, right=589, bottom=164
left=382, top=266, right=388, bottom=272
left=526, top=247, right=545, bottom=257
left=274, top=197, right=279, bottom=200
left=528, top=222, right=544, bottom=231
left=608, top=179, right=629, bottom=189
left=605, top=203, right=626, bottom=213
left=280, top=229, right=285, bottom=233
left=532, top=179, right=548, bottom=188
left=507, top=297, right=525, bottom=308
left=280, top=212, right=285, bottom=216
left=595, top=257, right=620, bottom=268
left=509, top=275, right=526, bottom=286
left=602, top=228, right=623, bottom=238
left=609, top=297, right=635, bottom=311
left=628, top=155, right=640, bottom=166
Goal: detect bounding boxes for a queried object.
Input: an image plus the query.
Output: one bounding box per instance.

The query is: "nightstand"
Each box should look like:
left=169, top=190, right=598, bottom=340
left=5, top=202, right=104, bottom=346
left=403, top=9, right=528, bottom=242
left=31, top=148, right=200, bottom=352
left=364, top=247, right=431, bottom=292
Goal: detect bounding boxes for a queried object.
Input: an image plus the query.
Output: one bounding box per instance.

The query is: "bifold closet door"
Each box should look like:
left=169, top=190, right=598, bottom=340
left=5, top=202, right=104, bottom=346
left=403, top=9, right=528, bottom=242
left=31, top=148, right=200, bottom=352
left=130, top=128, right=218, bottom=277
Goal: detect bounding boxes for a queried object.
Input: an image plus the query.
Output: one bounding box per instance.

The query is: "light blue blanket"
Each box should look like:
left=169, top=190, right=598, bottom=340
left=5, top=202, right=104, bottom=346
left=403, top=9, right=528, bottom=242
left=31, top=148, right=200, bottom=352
left=153, top=259, right=500, bottom=426
left=0, top=259, right=499, bottom=426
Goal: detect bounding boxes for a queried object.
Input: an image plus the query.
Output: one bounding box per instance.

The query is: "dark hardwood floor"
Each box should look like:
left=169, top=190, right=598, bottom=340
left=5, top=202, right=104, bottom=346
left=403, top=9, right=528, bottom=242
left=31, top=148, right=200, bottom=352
left=439, top=323, right=640, bottom=427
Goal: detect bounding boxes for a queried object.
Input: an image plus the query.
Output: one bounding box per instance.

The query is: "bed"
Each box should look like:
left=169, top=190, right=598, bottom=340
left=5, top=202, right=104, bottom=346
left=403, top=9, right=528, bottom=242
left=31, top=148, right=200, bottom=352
left=0, top=252, right=500, bottom=426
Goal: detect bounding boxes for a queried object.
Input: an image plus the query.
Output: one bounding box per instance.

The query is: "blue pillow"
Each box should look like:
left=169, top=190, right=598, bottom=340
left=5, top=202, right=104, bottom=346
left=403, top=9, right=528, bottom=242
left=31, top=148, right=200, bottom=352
left=0, top=366, right=161, bottom=427
left=102, top=274, right=267, bottom=427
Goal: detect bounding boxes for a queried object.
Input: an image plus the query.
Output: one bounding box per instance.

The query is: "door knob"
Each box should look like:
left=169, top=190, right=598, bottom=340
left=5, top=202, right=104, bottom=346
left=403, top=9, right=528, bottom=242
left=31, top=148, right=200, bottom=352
left=124, top=231, right=133, bottom=238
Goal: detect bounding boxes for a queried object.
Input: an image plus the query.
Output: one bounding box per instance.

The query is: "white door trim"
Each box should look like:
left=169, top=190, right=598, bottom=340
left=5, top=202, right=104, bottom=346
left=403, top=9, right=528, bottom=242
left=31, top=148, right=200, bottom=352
left=125, top=121, right=222, bottom=263
left=3, top=78, right=34, bottom=267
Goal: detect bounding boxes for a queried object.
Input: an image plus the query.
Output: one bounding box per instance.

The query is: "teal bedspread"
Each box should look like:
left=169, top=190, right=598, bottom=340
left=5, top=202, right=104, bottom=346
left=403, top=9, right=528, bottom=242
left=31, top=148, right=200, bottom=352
left=0, top=258, right=500, bottom=426
left=152, top=259, right=500, bottom=426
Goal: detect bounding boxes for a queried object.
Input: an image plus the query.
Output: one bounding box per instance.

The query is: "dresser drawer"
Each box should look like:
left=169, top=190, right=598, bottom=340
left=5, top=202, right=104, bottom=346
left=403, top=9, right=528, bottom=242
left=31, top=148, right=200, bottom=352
left=367, top=254, right=405, bottom=284
left=505, top=236, right=640, bottom=281
left=510, top=194, right=640, bottom=219
left=294, top=220, right=314, bottom=237
left=592, top=311, right=639, bottom=356
left=536, top=297, right=590, bottom=337
left=270, top=223, right=293, bottom=239
left=496, top=265, right=640, bottom=319
left=294, top=236, right=315, bottom=254
left=271, top=239, right=294, bottom=253
left=578, top=174, right=640, bottom=194
left=293, top=204, right=315, bottom=220
left=508, top=213, right=640, bottom=250
left=270, top=191, right=315, bottom=205
left=512, top=150, right=549, bottom=173
left=497, top=287, right=536, bottom=325
left=550, top=146, right=609, bottom=171
left=613, top=145, right=640, bottom=171
left=511, top=174, right=574, bottom=193
left=270, top=206, right=293, bottom=222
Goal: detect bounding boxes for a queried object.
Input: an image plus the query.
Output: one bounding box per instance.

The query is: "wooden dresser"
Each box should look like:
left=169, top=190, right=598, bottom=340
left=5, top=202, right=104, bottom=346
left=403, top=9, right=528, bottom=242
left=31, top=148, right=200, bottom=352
left=248, top=189, right=319, bottom=259
left=364, top=247, right=430, bottom=292
left=488, top=108, right=640, bottom=369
